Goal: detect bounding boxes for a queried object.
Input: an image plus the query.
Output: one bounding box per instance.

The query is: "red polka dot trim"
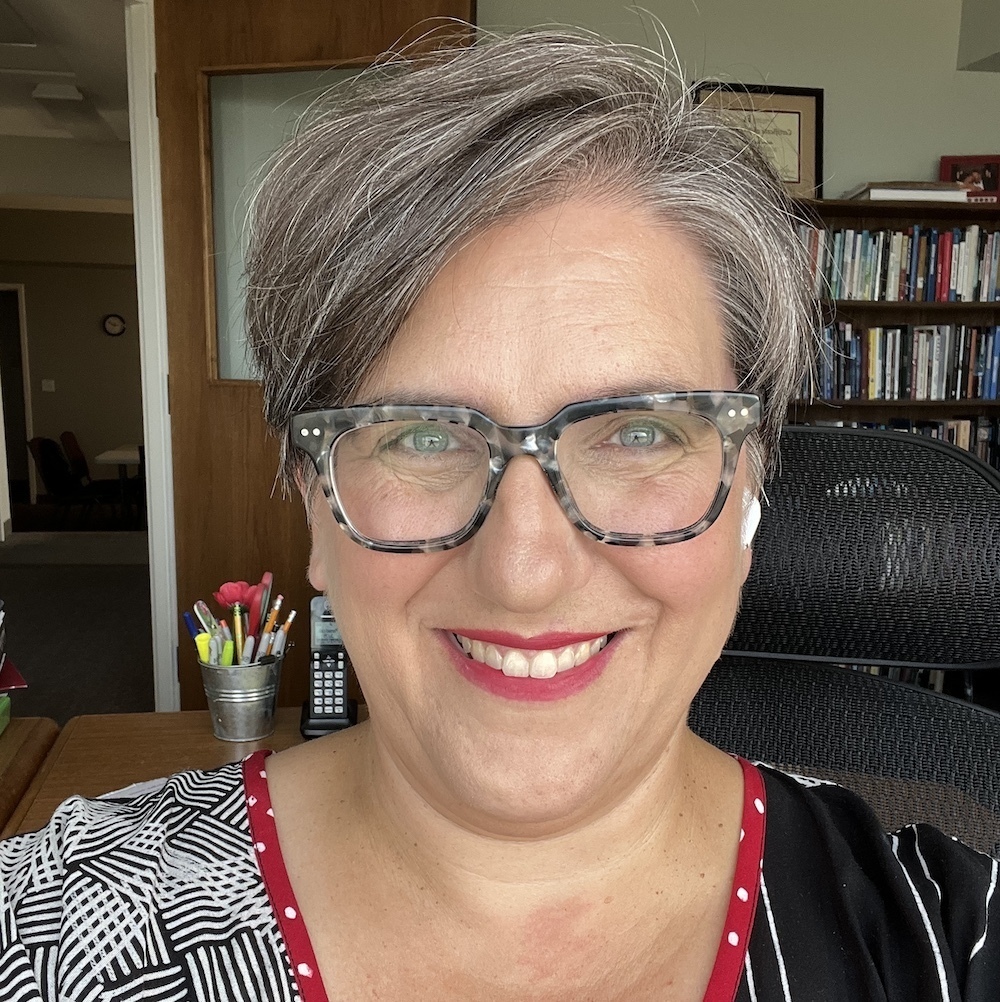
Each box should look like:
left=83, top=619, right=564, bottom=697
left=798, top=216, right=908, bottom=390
left=243, top=749, right=764, bottom=1002
left=244, top=750, right=329, bottom=1002
left=702, top=757, right=766, bottom=1002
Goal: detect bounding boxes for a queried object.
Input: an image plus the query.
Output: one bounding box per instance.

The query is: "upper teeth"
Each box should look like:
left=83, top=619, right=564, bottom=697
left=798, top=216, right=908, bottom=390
left=454, top=634, right=610, bottom=678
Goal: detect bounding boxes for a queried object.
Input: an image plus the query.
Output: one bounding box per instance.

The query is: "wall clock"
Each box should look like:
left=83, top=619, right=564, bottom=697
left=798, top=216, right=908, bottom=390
left=102, top=313, right=126, bottom=337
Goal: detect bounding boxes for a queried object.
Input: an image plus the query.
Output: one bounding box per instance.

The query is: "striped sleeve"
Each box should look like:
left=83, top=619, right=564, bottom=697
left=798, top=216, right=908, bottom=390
left=0, top=829, right=53, bottom=1002
left=890, top=823, right=1000, bottom=1001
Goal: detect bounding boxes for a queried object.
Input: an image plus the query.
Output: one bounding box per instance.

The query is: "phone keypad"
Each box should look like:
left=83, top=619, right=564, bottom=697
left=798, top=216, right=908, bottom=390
left=312, top=650, right=348, bottom=718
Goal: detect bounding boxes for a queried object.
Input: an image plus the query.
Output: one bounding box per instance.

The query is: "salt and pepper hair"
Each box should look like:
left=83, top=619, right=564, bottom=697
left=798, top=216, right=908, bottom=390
left=245, top=26, right=818, bottom=492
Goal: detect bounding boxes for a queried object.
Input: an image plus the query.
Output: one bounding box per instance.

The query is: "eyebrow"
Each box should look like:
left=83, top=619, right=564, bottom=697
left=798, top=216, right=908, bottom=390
left=363, top=380, right=704, bottom=410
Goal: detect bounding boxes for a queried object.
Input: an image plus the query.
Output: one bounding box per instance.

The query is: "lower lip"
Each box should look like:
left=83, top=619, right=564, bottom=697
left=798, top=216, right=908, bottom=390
left=442, top=632, right=618, bottom=702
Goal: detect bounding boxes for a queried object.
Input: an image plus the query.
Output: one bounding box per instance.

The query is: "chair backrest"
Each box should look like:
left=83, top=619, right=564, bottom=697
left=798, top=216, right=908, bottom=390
left=59, top=430, right=90, bottom=483
left=690, top=656, right=1000, bottom=857
left=726, top=426, right=1000, bottom=670
left=27, top=437, right=78, bottom=499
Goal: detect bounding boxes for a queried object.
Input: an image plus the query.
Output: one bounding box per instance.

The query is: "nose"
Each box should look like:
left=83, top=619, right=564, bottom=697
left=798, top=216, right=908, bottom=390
left=464, top=455, right=592, bottom=612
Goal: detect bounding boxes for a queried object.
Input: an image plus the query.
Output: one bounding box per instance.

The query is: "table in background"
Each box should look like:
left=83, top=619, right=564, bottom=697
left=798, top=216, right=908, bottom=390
left=0, top=717, right=59, bottom=832
left=2, top=707, right=305, bottom=838
left=94, top=444, right=143, bottom=527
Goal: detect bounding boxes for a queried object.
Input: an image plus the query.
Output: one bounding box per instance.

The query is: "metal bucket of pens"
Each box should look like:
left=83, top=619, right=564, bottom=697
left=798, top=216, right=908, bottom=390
left=199, top=654, right=283, bottom=742
left=187, top=575, right=296, bottom=742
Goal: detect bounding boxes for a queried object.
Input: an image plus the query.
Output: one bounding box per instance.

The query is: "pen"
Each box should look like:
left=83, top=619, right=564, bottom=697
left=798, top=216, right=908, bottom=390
left=272, top=609, right=296, bottom=657
left=194, top=600, right=218, bottom=634
left=183, top=611, right=200, bottom=640
left=219, top=619, right=233, bottom=643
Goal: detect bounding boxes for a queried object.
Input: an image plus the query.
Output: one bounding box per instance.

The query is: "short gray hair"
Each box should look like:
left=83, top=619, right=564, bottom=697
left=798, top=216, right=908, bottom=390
left=245, top=27, right=818, bottom=490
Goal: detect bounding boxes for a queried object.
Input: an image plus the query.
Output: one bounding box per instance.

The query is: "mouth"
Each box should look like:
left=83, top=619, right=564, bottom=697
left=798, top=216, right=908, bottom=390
left=443, top=630, right=620, bottom=702
left=452, top=632, right=613, bottom=678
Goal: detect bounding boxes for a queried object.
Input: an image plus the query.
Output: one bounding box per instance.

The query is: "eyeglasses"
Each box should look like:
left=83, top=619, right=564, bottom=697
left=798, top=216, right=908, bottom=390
left=290, top=391, right=761, bottom=553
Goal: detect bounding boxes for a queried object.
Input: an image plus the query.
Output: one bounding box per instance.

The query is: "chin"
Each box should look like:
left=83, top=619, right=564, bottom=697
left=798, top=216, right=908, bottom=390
left=439, top=742, right=620, bottom=834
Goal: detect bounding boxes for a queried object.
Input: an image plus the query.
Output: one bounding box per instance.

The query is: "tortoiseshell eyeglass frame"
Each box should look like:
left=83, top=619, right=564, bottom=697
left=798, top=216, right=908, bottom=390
left=289, top=391, right=761, bottom=553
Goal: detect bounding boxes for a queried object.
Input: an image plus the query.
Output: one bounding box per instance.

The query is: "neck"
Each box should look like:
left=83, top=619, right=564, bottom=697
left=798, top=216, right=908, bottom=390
left=352, top=723, right=739, bottom=919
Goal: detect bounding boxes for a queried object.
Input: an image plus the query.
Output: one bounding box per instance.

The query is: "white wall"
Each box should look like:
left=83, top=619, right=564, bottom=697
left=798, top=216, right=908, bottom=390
left=0, top=136, right=133, bottom=201
left=478, top=0, right=1000, bottom=198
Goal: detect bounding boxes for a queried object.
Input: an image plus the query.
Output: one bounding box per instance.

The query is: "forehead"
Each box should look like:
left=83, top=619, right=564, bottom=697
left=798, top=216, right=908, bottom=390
left=362, top=198, right=734, bottom=422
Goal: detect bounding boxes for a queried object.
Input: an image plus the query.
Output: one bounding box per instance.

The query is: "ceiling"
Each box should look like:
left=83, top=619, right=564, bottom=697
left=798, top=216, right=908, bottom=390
left=0, top=0, right=128, bottom=144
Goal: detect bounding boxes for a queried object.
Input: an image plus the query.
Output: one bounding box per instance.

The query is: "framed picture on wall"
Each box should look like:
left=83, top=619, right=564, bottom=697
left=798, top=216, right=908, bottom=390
left=694, top=82, right=824, bottom=199
left=939, top=156, right=1000, bottom=195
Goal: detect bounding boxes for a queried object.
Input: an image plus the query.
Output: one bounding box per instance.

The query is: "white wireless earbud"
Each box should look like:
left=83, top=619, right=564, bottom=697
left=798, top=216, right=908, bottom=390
left=741, top=490, right=761, bottom=549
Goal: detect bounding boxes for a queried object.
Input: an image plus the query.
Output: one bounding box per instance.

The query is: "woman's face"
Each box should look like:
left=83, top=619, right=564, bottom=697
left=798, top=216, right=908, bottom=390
left=307, top=197, right=752, bottom=832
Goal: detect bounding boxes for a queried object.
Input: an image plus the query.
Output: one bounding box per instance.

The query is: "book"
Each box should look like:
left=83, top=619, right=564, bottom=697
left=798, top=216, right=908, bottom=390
left=844, top=180, right=970, bottom=202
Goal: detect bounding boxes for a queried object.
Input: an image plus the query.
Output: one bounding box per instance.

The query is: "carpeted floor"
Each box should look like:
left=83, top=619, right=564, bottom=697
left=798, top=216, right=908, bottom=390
left=0, top=533, right=154, bottom=724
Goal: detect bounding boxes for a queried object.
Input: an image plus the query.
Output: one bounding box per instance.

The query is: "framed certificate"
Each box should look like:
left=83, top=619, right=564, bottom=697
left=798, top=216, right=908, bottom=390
left=694, top=83, right=824, bottom=199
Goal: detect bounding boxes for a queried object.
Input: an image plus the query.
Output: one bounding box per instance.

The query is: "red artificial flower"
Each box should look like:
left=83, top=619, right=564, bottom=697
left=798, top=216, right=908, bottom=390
left=213, top=580, right=255, bottom=610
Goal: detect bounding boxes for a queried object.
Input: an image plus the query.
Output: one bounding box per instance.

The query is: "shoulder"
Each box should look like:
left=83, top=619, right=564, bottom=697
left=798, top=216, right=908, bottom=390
left=750, top=763, right=1000, bottom=1001
left=0, top=759, right=291, bottom=1001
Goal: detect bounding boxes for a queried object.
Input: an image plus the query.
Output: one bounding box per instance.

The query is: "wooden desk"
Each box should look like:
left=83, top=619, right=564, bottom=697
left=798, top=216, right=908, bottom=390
left=0, top=717, right=59, bottom=831
left=3, top=707, right=305, bottom=838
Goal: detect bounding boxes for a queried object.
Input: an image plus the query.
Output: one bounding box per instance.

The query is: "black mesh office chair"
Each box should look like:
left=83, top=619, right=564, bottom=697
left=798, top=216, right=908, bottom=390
left=689, top=426, right=1000, bottom=856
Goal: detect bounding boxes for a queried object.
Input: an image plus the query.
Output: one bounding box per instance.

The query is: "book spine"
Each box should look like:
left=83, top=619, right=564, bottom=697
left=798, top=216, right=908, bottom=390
left=907, top=224, right=921, bottom=301
left=886, top=232, right=898, bottom=302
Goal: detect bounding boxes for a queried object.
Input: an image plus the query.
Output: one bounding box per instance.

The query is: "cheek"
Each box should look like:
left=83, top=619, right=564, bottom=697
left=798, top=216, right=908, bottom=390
left=607, top=522, right=745, bottom=639
left=317, top=523, right=449, bottom=676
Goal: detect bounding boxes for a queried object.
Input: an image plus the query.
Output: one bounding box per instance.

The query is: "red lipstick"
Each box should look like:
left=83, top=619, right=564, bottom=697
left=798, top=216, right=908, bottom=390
left=440, top=630, right=619, bottom=702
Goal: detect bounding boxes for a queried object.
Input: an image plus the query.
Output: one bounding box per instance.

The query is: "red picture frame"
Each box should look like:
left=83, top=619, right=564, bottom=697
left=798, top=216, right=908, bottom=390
left=939, top=155, right=1000, bottom=193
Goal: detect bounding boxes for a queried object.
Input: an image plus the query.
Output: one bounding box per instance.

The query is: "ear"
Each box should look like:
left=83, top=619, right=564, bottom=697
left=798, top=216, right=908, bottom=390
left=296, top=470, right=329, bottom=593
left=740, top=492, right=761, bottom=549
left=739, top=491, right=760, bottom=586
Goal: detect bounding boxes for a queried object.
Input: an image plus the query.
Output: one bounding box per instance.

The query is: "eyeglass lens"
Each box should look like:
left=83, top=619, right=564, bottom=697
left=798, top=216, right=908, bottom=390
left=330, top=410, right=724, bottom=544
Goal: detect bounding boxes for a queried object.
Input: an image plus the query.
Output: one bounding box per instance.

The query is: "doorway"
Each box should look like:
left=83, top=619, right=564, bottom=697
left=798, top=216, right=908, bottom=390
left=0, top=286, right=31, bottom=537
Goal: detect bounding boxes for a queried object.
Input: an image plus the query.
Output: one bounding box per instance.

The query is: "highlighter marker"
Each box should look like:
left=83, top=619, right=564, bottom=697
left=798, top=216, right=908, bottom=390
left=195, top=632, right=211, bottom=664
left=221, top=640, right=235, bottom=667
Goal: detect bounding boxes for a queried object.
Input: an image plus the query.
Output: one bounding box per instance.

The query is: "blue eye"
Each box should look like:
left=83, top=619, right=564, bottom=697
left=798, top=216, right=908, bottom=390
left=618, top=423, right=659, bottom=447
left=407, top=427, right=450, bottom=453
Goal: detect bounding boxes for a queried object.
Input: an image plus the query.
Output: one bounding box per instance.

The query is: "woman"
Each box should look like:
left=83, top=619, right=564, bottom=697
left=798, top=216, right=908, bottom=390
left=2, top=28, right=999, bottom=1002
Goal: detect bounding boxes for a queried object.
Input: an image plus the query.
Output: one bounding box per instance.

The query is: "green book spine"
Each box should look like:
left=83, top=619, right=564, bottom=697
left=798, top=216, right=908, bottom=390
left=0, top=694, right=10, bottom=737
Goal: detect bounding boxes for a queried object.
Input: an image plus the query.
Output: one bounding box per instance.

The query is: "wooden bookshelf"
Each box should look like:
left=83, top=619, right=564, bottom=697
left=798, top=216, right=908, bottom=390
left=791, top=198, right=1000, bottom=465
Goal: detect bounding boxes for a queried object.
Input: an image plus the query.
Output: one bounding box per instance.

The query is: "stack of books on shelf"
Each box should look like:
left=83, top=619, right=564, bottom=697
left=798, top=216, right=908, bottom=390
left=806, top=322, right=1000, bottom=471
left=815, top=322, right=1000, bottom=402
left=796, top=222, right=1000, bottom=302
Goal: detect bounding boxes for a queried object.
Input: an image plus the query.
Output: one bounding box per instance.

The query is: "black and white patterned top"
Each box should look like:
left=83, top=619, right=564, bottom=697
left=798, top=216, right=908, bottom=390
left=1, top=752, right=998, bottom=1002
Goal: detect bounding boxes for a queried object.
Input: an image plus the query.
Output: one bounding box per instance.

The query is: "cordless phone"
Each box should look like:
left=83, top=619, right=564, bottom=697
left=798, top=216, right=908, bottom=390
left=300, top=596, right=358, bottom=738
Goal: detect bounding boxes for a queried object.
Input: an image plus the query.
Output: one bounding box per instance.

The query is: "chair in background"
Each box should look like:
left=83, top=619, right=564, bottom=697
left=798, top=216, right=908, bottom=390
left=59, top=431, right=120, bottom=506
left=690, top=426, right=1000, bottom=854
left=727, top=426, right=1000, bottom=686
left=690, top=657, right=1000, bottom=857
left=27, top=437, right=97, bottom=527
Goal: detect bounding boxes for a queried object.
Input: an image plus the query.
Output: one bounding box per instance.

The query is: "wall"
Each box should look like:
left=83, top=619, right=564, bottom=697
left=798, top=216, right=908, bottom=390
left=478, top=0, right=1000, bottom=198
left=0, top=209, right=141, bottom=484
left=0, top=136, right=133, bottom=201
